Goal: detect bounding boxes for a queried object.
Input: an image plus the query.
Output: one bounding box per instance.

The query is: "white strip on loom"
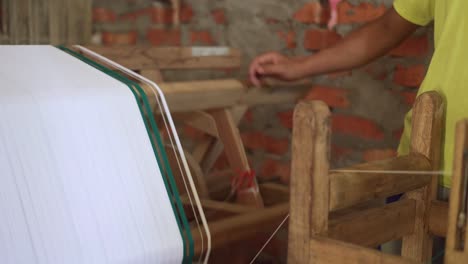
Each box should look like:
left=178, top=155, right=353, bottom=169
left=0, top=46, right=183, bottom=264
left=75, top=45, right=212, bottom=263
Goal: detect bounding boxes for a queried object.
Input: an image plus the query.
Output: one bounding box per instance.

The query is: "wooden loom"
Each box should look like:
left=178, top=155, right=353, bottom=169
left=73, top=45, right=293, bottom=260
left=288, top=91, right=468, bottom=263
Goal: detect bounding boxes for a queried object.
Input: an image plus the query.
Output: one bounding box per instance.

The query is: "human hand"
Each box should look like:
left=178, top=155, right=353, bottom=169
left=248, top=52, right=305, bottom=87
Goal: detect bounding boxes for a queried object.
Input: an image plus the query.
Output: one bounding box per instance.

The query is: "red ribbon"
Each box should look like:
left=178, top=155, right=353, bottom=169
left=231, top=169, right=256, bottom=192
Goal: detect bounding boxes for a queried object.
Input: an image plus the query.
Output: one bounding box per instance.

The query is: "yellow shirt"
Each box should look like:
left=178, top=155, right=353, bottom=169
left=394, top=0, right=468, bottom=187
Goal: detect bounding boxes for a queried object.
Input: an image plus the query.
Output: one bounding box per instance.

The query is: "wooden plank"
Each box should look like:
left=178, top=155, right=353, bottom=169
left=192, top=139, right=212, bottom=164
left=210, top=109, right=264, bottom=207
left=328, top=199, right=416, bottom=247
left=173, top=111, right=219, bottom=137
left=159, top=79, right=246, bottom=112
left=288, top=101, right=331, bottom=264
left=329, top=154, right=432, bottom=211
left=445, top=120, right=468, bottom=264
left=402, top=91, right=444, bottom=262
left=191, top=203, right=289, bottom=255
left=259, top=183, right=289, bottom=206
left=84, top=46, right=241, bottom=70
left=48, top=0, right=66, bottom=44
left=429, top=200, right=448, bottom=237
left=309, top=236, right=418, bottom=264
left=67, top=0, right=91, bottom=44
left=200, top=105, right=247, bottom=174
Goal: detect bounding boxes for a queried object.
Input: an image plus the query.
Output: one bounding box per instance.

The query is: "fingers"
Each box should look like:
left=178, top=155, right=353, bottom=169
left=249, top=52, right=281, bottom=87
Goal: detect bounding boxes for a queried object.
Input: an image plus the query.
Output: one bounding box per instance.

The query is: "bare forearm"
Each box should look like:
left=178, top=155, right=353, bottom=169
left=298, top=8, right=418, bottom=77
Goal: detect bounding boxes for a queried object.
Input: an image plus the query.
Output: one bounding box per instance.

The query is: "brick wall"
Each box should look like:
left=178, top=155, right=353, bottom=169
left=92, top=0, right=433, bottom=185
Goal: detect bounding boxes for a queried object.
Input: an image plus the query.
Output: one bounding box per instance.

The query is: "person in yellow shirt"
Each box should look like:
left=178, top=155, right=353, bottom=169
left=250, top=0, right=467, bottom=196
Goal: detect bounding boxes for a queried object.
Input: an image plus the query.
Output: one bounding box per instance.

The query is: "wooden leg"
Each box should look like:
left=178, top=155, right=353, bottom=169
left=288, top=101, right=331, bottom=263
left=402, top=91, right=444, bottom=262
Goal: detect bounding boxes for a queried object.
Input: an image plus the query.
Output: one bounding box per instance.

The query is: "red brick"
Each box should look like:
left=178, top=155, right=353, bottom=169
left=304, top=29, right=342, bottom=50
left=190, top=31, right=215, bottom=45
left=180, top=4, right=194, bottom=23
left=119, top=7, right=152, bottom=22
left=277, top=31, right=297, bottom=50
left=303, top=85, right=350, bottom=108
left=260, top=158, right=291, bottom=184
left=362, top=149, right=396, bottom=162
left=147, top=28, right=181, bottom=46
left=102, top=31, right=138, bottom=46
left=332, top=114, right=384, bottom=140
left=338, top=1, right=386, bottom=24
left=393, top=64, right=426, bottom=87
left=390, top=36, right=429, bottom=57
left=93, top=7, right=117, bottom=23
left=277, top=110, right=293, bottom=129
left=147, top=4, right=193, bottom=24
left=241, top=131, right=290, bottom=155
left=293, top=2, right=330, bottom=25
left=243, top=110, right=254, bottom=124
left=400, top=91, right=417, bottom=106
left=211, top=9, right=226, bottom=24
left=149, top=7, right=172, bottom=24
left=265, top=137, right=290, bottom=155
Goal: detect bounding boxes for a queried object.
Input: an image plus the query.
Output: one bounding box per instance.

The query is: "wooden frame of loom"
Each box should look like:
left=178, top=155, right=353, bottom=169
left=288, top=91, right=468, bottom=264
left=74, top=45, right=297, bottom=260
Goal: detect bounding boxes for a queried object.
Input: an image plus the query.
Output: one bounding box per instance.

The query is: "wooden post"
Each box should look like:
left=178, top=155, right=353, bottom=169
left=2, top=0, right=91, bottom=44
left=445, top=120, right=468, bottom=263
left=288, top=101, right=331, bottom=263
left=401, top=91, right=444, bottom=262
left=210, top=109, right=264, bottom=208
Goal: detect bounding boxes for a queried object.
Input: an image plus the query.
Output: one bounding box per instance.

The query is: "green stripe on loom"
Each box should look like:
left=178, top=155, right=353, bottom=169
left=57, top=46, right=194, bottom=263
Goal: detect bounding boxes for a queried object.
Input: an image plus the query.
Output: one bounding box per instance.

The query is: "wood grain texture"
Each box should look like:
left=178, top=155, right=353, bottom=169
left=309, top=237, right=418, bottom=264
left=402, top=91, right=444, bottom=262
left=210, top=109, right=264, bottom=207
left=445, top=120, right=468, bottom=263
left=328, top=199, right=416, bottom=247
left=191, top=203, right=289, bottom=255
left=84, top=46, right=241, bottom=70
left=288, top=101, right=330, bottom=264
left=429, top=200, right=448, bottom=237
left=329, top=154, right=432, bottom=211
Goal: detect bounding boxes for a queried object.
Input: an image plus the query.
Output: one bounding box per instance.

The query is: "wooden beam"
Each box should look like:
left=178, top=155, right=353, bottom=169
left=159, top=80, right=246, bottom=112
left=429, top=200, right=448, bottom=237
left=445, top=120, right=468, bottom=264
left=259, top=183, right=289, bottom=206
left=402, top=91, right=444, bottom=262
left=84, top=46, right=241, bottom=70
left=210, top=109, right=264, bottom=207
left=191, top=203, right=289, bottom=255
left=288, top=101, right=331, bottom=264
left=309, top=236, right=418, bottom=264
left=173, top=111, right=219, bottom=137
left=328, top=199, right=416, bottom=247
left=329, top=154, right=432, bottom=211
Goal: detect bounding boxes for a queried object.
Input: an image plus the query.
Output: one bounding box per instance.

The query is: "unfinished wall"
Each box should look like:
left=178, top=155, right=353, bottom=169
left=92, top=0, right=433, bottom=188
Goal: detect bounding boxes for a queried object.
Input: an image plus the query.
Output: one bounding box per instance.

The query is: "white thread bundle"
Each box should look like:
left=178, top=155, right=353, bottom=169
left=0, top=46, right=187, bottom=263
